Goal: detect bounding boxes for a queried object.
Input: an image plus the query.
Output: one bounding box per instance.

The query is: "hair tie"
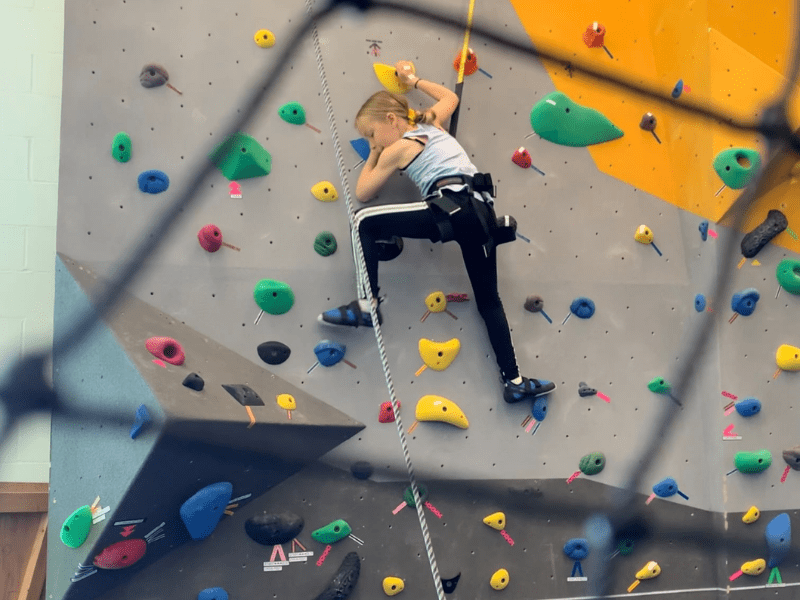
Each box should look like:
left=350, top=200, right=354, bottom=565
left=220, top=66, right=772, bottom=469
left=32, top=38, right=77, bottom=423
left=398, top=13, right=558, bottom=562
left=407, top=108, right=417, bottom=121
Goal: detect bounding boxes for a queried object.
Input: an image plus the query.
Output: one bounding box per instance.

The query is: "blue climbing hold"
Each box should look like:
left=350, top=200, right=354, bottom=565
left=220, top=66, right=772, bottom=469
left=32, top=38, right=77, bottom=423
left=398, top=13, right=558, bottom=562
left=735, top=398, right=761, bottom=417
left=350, top=138, right=370, bottom=161
left=570, top=297, right=595, bottom=319
left=731, top=288, right=760, bottom=316
left=179, top=482, right=233, bottom=540
left=130, top=404, right=151, bottom=439
left=699, top=220, right=708, bottom=241
left=652, top=477, right=678, bottom=498
left=532, top=396, right=548, bottom=422
left=672, top=79, right=684, bottom=99
left=137, top=169, right=169, bottom=194
left=563, top=538, right=589, bottom=560
left=765, top=513, right=791, bottom=568
left=694, top=294, right=706, bottom=312
left=198, top=588, right=229, bottom=600
left=314, top=340, right=346, bottom=367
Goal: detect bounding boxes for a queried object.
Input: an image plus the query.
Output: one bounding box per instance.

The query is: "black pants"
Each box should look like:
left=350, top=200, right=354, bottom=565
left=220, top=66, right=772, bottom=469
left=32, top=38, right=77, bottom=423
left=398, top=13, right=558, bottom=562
left=352, top=189, right=520, bottom=381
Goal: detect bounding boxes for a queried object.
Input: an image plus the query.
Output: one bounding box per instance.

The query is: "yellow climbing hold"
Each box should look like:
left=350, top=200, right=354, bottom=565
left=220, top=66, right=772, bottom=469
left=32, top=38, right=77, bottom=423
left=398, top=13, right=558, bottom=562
left=635, top=561, right=661, bottom=580
left=418, top=338, right=460, bottom=371
left=254, top=29, right=276, bottom=48
left=634, top=224, right=654, bottom=244
left=382, top=577, right=404, bottom=596
left=425, top=291, right=447, bottom=313
left=373, top=62, right=415, bottom=94
left=415, top=395, right=469, bottom=429
left=276, top=393, right=296, bottom=410
left=490, top=568, right=510, bottom=590
left=741, top=559, right=766, bottom=576
left=483, top=512, right=506, bottom=531
left=743, top=506, right=760, bottom=524
left=311, top=181, right=338, bottom=202
left=776, top=344, right=800, bottom=371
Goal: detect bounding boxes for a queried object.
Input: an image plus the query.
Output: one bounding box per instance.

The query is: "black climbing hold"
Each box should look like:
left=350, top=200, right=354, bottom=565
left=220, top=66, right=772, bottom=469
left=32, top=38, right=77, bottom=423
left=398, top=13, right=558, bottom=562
left=375, top=236, right=403, bottom=261
left=245, top=512, right=304, bottom=546
left=221, top=384, right=264, bottom=406
left=578, top=381, right=597, bottom=397
left=257, top=341, right=291, bottom=365
left=441, top=572, right=461, bottom=594
left=350, top=461, right=373, bottom=480
left=182, top=372, right=205, bottom=391
left=313, top=551, right=360, bottom=600
left=741, top=209, right=787, bottom=258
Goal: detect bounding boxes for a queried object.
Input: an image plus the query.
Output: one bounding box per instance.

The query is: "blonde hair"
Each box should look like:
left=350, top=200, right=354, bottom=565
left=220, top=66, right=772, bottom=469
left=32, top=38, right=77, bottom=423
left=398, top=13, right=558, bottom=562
left=355, top=90, right=437, bottom=130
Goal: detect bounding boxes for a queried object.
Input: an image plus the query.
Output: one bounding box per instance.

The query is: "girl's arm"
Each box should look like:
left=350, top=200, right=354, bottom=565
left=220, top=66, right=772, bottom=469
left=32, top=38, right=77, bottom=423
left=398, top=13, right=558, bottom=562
left=355, top=144, right=401, bottom=202
left=395, top=61, right=459, bottom=127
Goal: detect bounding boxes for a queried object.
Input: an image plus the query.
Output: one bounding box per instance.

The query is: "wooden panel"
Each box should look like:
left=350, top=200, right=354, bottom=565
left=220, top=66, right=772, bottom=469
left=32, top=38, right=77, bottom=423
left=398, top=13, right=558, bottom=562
left=0, top=483, right=48, bottom=514
left=17, top=513, right=47, bottom=600
left=0, top=512, right=42, bottom=600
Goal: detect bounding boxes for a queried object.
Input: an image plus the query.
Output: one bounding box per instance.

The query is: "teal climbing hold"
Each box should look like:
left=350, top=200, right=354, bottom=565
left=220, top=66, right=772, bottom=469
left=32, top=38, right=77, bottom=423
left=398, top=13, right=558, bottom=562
left=734, top=449, right=772, bottom=473
left=61, top=505, right=93, bottom=548
left=253, top=279, right=294, bottom=315
left=112, top=132, right=131, bottom=163
left=279, top=101, right=306, bottom=125
left=209, top=132, right=272, bottom=181
left=713, top=148, right=761, bottom=189
left=311, top=519, right=351, bottom=544
left=314, top=231, right=337, bottom=256
left=776, top=259, right=800, bottom=294
left=647, top=376, right=671, bottom=394
left=530, top=91, right=624, bottom=147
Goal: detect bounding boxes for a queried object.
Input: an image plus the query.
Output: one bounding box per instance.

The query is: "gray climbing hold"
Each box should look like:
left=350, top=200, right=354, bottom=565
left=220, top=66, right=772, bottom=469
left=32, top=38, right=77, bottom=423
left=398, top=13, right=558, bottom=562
left=524, top=294, right=544, bottom=312
left=578, top=382, right=597, bottom=397
left=350, top=461, right=373, bottom=480
left=140, top=63, right=169, bottom=88
left=245, top=512, right=304, bottom=546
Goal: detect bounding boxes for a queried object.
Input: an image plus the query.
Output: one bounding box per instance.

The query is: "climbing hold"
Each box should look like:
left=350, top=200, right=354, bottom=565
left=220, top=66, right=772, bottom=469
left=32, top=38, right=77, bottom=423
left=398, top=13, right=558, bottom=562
left=490, top=568, right=510, bottom=590
left=278, top=101, right=306, bottom=125
left=311, top=181, right=339, bottom=202
left=776, top=344, right=800, bottom=371
left=524, top=294, right=544, bottom=313
left=634, top=224, right=653, bottom=244
left=198, top=224, right=224, bottom=253
left=731, top=288, right=760, bottom=316
left=139, top=63, right=169, bottom=88
left=383, top=577, right=405, bottom=596
left=146, top=336, right=185, bottom=365
left=714, top=148, right=761, bottom=190
left=425, top=291, right=447, bottom=313
left=93, top=538, right=147, bottom=569
left=314, top=340, right=347, bottom=367
left=578, top=382, right=597, bottom=397
left=741, top=209, right=787, bottom=258
left=373, top=62, right=415, bottom=94
left=221, top=384, right=264, bottom=406
left=403, top=484, right=428, bottom=508
left=635, top=561, right=661, bottom=580
left=734, top=398, right=761, bottom=417
left=563, top=538, right=589, bottom=561
left=671, top=79, right=684, bottom=98
left=512, top=147, right=532, bottom=169
left=253, top=29, right=275, bottom=48
left=60, top=505, right=93, bottom=548
left=376, top=236, right=404, bottom=261
left=570, top=297, right=595, bottom=319
left=112, top=132, right=131, bottom=163
left=198, top=588, right=228, bottom=600
left=694, top=294, right=706, bottom=312
left=245, top=512, right=304, bottom=546
left=351, top=138, right=370, bottom=161
left=180, top=482, right=233, bottom=540
left=350, top=461, right=373, bottom=480
left=314, top=231, right=338, bottom=256
left=783, top=446, right=800, bottom=470
left=734, top=449, right=772, bottom=473
left=483, top=512, right=506, bottom=531
left=379, top=400, right=400, bottom=423
left=182, top=373, right=204, bottom=391
left=532, top=397, right=548, bottom=422
left=441, top=573, right=461, bottom=594
left=418, top=338, right=461, bottom=371
left=138, top=169, right=169, bottom=194
left=530, top=91, right=623, bottom=147
left=647, top=376, right=671, bottom=394
left=742, top=506, right=760, bottom=524
left=130, top=404, right=151, bottom=439
left=257, top=341, right=291, bottom=365
left=699, top=220, right=709, bottom=241
left=652, top=477, right=679, bottom=498
left=765, top=513, right=791, bottom=567
left=415, top=395, right=469, bottom=429
left=776, top=259, right=800, bottom=294
left=639, top=112, right=657, bottom=132
left=617, top=538, right=635, bottom=555
left=741, top=559, right=766, bottom=576
left=209, top=132, right=272, bottom=181
left=579, top=452, right=606, bottom=476
left=276, top=393, right=296, bottom=410
left=453, top=48, right=478, bottom=76
left=312, top=519, right=352, bottom=544
left=313, top=552, right=360, bottom=600
left=254, top=279, right=294, bottom=315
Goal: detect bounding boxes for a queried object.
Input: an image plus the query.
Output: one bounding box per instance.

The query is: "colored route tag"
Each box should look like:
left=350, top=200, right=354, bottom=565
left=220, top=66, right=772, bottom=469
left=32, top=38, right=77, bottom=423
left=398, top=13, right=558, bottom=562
left=424, top=501, right=443, bottom=518
left=781, top=465, right=791, bottom=483
left=566, top=471, right=581, bottom=484
left=597, top=391, right=611, bottom=403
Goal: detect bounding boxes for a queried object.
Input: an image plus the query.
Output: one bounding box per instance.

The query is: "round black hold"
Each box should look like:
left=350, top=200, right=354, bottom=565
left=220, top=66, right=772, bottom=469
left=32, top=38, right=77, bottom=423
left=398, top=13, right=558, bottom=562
left=375, top=236, right=404, bottom=261
left=257, top=341, right=291, bottom=365
left=182, top=372, right=205, bottom=391
left=351, top=461, right=373, bottom=480
left=245, top=512, right=304, bottom=546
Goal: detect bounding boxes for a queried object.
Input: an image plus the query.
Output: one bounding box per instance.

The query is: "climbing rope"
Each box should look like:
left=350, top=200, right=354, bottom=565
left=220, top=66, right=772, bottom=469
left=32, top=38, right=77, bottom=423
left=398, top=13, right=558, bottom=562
left=305, top=2, right=447, bottom=599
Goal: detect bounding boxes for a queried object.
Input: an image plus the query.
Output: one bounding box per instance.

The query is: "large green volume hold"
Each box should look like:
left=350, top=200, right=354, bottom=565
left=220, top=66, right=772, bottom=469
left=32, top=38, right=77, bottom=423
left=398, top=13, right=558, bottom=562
left=734, top=449, right=772, bottom=473
left=61, top=505, right=93, bottom=548
left=209, top=132, right=272, bottom=181
left=253, top=279, right=294, bottom=315
left=530, top=91, right=624, bottom=147
left=713, top=148, right=761, bottom=189
left=311, top=519, right=351, bottom=544
left=776, top=259, right=800, bottom=295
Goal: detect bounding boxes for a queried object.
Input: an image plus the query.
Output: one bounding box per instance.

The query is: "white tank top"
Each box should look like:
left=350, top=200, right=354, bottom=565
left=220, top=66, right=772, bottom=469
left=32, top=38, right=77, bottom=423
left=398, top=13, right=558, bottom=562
left=400, top=123, right=479, bottom=196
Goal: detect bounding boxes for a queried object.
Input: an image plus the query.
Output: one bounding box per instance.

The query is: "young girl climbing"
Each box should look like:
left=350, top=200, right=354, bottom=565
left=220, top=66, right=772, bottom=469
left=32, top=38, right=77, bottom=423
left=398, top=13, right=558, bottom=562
left=319, top=60, right=555, bottom=409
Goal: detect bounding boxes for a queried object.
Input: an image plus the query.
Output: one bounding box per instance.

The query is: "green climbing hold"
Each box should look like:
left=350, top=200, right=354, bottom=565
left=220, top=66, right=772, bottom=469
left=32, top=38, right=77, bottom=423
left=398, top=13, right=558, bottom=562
left=311, top=519, right=351, bottom=544
left=112, top=132, right=132, bottom=163
left=314, top=231, right=338, bottom=256
left=279, top=101, right=306, bottom=125
left=579, top=452, right=606, bottom=476
left=713, top=148, right=761, bottom=189
left=734, top=449, right=772, bottom=473
left=647, top=376, right=671, bottom=394
left=253, top=279, right=294, bottom=315
left=403, top=484, right=428, bottom=508
left=530, top=91, right=624, bottom=147
left=617, top=538, right=635, bottom=556
left=61, top=505, right=93, bottom=548
left=776, top=259, right=800, bottom=295
left=209, top=132, right=272, bottom=181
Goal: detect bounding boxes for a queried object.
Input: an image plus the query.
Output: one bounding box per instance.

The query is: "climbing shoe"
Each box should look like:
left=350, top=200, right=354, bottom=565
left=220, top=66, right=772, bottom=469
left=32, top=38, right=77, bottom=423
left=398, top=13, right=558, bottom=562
left=502, top=377, right=556, bottom=404
left=319, top=299, right=382, bottom=328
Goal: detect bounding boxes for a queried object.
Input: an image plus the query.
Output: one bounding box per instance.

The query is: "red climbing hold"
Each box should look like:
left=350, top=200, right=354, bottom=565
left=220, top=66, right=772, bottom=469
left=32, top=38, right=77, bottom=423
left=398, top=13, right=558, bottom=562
left=379, top=400, right=400, bottom=423
left=198, top=224, right=223, bottom=252
left=93, top=538, right=147, bottom=569
left=145, top=337, right=185, bottom=366
left=512, top=147, right=532, bottom=169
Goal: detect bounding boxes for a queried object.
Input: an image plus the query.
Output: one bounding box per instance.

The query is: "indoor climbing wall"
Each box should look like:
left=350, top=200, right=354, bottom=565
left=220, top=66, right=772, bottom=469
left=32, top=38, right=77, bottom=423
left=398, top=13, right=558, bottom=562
left=49, top=0, right=800, bottom=598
